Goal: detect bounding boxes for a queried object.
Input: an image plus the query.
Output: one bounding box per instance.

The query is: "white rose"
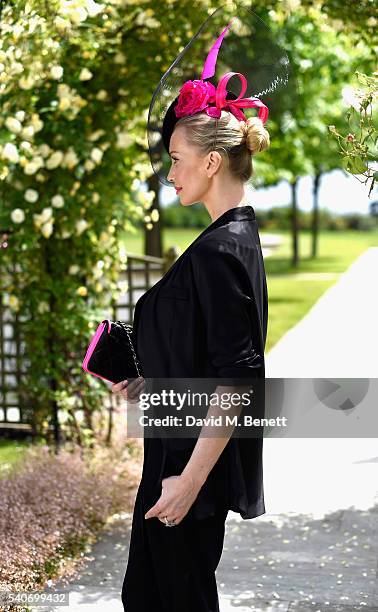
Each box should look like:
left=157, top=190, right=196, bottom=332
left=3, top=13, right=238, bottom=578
left=118, top=280, right=129, bottom=294
left=20, top=141, right=32, bottom=151
left=86, top=1, right=105, bottom=18
left=2, top=143, right=19, bottom=163
left=96, top=89, right=107, bottom=101
left=84, top=160, right=95, bottom=171
left=24, top=156, right=44, bottom=175
left=41, top=221, right=54, bottom=238
left=138, top=190, right=155, bottom=207
left=50, top=65, right=64, bottom=79
left=54, top=16, right=70, bottom=31
left=150, top=208, right=159, bottom=222
left=342, top=86, right=362, bottom=112
left=75, top=219, right=89, bottom=235
left=24, top=189, right=39, bottom=203
left=131, top=178, right=141, bottom=190
left=24, top=163, right=40, bottom=175
left=73, top=7, right=88, bottom=23
left=11, top=208, right=25, bottom=223
left=114, top=52, right=126, bottom=64
left=21, top=126, right=35, bottom=139
left=69, top=264, right=79, bottom=275
left=9, top=295, right=20, bottom=311
left=37, top=301, right=50, bottom=314
left=15, top=110, right=26, bottom=122
left=57, top=83, right=70, bottom=96
left=51, top=194, right=64, bottom=208
left=59, top=97, right=71, bottom=111
left=12, top=62, right=24, bottom=74
left=93, top=267, right=103, bottom=280
left=116, top=132, right=133, bottom=149
left=30, top=118, right=44, bottom=133
left=33, top=213, right=42, bottom=228
left=12, top=23, right=24, bottom=39
left=5, top=117, right=22, bottom=134
left=63, top=149, right=79, bottom=168
left=119, top=245, right=127, bottom=263
left=41, top=207, right=53, bottom=222
left=46, top=151, right=64, bottom=169
left=79, top=68, right=93, bottom=81
left=38, top=144, right=52, bottom=157
left=88, top=129, right=105, bottom=142
left=90, top=147, right=103, bottom=164
left=19, top=75, right=35, bottom=90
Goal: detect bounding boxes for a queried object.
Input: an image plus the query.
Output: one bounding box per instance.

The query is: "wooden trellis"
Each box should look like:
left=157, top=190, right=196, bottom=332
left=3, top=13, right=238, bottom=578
left=0, top=252, right=168, bottom=430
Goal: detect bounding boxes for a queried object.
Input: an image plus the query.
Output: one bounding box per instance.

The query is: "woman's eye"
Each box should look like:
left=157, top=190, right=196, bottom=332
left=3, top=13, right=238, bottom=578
left=171, top=157, right=178, bottom=163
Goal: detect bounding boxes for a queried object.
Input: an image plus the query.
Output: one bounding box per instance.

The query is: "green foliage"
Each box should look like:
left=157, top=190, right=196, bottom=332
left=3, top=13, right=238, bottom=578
left=255, top=205, right=378, bottom=232
left=328, top=71, right=377, bottom=197
left=161, top=201, right=211, bottom=228
left=0, top=0, right=145, bottom=435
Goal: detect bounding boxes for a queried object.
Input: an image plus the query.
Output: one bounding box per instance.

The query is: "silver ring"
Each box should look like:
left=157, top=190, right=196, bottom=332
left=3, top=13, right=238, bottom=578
left=164, top=516, right=176, bottom=527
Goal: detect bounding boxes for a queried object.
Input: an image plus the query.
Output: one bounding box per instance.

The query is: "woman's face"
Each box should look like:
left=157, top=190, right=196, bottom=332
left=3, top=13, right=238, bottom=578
left=166, top=127, right=213, bottom=206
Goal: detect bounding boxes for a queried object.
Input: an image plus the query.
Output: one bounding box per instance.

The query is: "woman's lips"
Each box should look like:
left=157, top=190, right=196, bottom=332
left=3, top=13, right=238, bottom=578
left=175, top=187, right=182, bottom=194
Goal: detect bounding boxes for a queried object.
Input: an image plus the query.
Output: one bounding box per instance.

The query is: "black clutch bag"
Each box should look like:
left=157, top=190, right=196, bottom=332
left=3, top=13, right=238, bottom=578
left=82, top=319, right=143, bottom=384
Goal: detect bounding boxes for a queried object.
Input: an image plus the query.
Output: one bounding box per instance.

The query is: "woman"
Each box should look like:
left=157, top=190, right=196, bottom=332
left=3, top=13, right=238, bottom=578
left=112, top=5, right=293, bottom=610
left=114, top=108, right=270, bottom=612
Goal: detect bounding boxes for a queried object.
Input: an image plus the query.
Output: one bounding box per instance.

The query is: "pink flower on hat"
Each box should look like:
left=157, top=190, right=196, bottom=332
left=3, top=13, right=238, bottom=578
left=174, top=79, right=216, bottom=118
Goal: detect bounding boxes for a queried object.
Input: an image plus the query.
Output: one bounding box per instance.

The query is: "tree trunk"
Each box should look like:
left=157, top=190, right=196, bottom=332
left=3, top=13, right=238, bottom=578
left=45, top=241, right=61, bottom=454
left=311, top=171, right=321, bottom=258
left=291, top=177, right=299, bottom=267
left=106, top=395, right=114, bottom=446
left=145, top=174, right=163, bottom=257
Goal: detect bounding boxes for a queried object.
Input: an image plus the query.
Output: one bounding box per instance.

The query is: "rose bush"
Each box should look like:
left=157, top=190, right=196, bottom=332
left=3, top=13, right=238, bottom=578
left=0, top=0, right=157, bottom=438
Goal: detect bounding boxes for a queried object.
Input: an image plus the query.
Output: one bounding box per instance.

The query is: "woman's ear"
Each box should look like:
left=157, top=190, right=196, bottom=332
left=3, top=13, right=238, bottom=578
left=206, top=150, right=223, bottom=178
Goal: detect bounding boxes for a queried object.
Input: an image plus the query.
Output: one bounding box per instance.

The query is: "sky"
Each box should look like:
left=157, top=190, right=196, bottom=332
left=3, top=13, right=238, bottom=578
left=160, top=169, right=377, bottom=215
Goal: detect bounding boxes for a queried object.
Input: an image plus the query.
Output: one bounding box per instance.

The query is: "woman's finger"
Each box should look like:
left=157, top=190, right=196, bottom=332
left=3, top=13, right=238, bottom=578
left=127, top=378, right=145, bottom=399
left=111, top=379, right=128, bottom=394
left=127, top=376, right=144, bottom=390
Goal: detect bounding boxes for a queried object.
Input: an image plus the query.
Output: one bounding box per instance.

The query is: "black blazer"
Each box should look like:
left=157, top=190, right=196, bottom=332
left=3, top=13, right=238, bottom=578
left=132, top=205, right=268, bottom=520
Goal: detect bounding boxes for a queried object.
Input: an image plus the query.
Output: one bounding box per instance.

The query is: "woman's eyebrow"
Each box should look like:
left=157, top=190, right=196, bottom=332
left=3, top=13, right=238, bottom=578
left=169, top=150, right=179, bottom=155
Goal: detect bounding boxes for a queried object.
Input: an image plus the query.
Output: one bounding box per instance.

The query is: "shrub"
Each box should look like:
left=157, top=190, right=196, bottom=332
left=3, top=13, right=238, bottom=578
left=0, top=435, right=141, bottom=597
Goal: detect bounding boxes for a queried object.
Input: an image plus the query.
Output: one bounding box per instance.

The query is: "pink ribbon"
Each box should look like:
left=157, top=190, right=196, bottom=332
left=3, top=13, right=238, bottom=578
left=199, top=19, right=269, bottom=124
left=205, top=72, right=269, bottom=124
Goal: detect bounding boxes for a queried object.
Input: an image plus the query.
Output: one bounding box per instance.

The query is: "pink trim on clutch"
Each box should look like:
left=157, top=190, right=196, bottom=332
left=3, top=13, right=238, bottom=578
left=82, top=319, right=112, bottom=382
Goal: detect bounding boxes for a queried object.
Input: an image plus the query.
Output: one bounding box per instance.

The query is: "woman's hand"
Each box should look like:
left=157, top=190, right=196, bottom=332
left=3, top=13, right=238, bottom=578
left=111, top=376, right=145, bottom=403
left=144, top=473, right=201, bottom=526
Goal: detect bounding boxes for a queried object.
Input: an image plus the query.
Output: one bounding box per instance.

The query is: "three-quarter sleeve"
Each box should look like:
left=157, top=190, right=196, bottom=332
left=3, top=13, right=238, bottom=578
left=189, top=239, right=263, bottom=381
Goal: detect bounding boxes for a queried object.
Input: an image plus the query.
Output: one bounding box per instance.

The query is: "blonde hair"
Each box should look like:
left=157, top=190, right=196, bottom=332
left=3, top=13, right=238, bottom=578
left=174, top=110, right=270, bottom=182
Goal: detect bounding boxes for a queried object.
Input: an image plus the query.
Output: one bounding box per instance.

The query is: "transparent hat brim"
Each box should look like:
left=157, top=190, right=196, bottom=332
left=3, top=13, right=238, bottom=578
left=147, top=1, right=298, bottom=187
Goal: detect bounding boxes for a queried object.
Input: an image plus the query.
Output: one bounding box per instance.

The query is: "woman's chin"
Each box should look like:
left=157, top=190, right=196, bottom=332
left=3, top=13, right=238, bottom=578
left=179, top=196, right=197, bottom=206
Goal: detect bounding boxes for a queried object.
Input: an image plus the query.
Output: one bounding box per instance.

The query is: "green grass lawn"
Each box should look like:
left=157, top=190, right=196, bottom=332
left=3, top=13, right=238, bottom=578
left=120, top=227, right=378, bottom=352
left=0, top=439, right=32, bottom=478
left=264, top=229, right=378, bottom=350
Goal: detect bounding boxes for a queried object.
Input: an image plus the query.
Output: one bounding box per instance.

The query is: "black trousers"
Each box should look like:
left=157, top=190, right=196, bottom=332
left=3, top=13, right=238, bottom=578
left=121, top=481, right=228, bottom=612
